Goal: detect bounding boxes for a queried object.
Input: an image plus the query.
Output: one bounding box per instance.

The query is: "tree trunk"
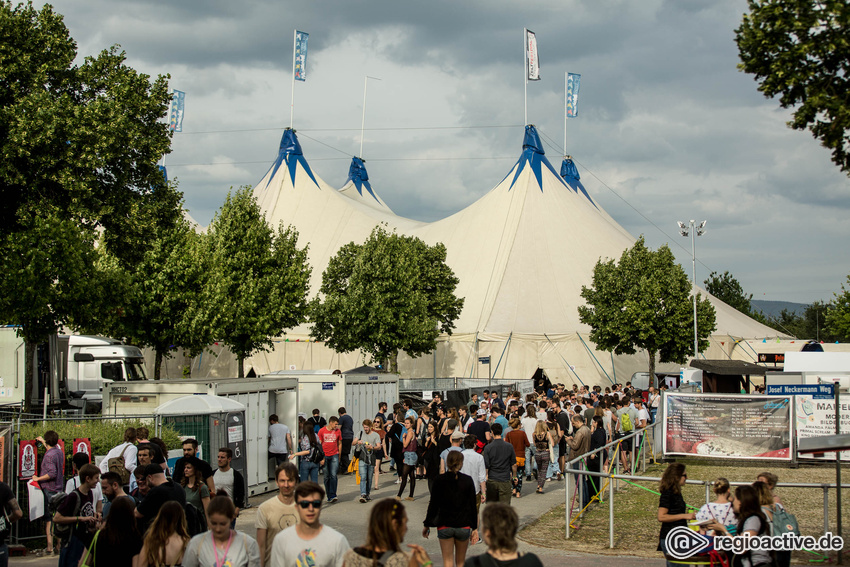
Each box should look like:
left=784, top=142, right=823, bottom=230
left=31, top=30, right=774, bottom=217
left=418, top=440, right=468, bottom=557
left=154, top=349, right=163, bottom=380
left=237, top=356, right=245, bottom=378
left=388, top=350, right=399, bottom=374
left=24, top=340, right=36, bottom=414
left=648, top=349, right=656, bottom=386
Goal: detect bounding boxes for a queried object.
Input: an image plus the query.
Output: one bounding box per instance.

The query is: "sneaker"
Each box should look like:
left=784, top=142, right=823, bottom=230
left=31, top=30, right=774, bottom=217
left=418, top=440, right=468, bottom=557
left=366, top=495, right=373, bottom=501
left=359, top=495, right=367, bottom=503
left=331, top=497, right=339, bottom=503
left=395, top=479, right=401, bottom=484
left=526, top=475, right=533, bottom=481
left=405, top=496, right=415, bottom=501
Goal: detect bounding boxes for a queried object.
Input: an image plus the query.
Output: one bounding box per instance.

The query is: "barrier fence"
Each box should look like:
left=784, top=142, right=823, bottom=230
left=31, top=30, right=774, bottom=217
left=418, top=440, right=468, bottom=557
left=2, top=414, right=161, bottom=545
left=563, top=422, right=850, bottom=555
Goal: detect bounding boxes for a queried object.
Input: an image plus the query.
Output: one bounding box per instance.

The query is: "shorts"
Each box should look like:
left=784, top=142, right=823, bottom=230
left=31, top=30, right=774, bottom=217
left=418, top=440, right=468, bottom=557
left=438, top=527, right=471, bottom=540
left=43, top=489, right=59, bottom=519
left=615, top=434, right=632, bottom=452
left=403, top=451, right=418, bottom=466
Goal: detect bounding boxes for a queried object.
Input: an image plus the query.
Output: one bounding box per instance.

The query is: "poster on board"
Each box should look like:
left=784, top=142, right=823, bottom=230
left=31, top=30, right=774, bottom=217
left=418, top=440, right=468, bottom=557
left=795, top=396, right=850, bottom=461
left=663, top=393, right=793, bottom=460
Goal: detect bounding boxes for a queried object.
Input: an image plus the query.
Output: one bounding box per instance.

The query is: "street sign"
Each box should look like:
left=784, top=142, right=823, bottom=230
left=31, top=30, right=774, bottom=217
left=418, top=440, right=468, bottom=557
left=478, top=356, right=490, bottom=364
left=766, top=384, right=834, bottom=398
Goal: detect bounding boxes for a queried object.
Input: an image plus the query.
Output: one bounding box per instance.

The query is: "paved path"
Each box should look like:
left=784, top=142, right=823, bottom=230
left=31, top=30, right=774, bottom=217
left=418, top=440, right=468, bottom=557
left=11, top=471, right=666, bottom=566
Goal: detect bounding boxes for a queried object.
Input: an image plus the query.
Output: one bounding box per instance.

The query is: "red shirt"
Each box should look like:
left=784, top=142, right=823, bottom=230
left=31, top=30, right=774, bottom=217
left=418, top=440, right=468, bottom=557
left=318, top=426, right=341, bottom=456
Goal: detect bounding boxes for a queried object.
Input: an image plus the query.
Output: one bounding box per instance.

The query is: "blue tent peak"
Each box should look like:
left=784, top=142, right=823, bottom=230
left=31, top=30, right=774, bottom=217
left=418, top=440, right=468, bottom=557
left=262, top=128, right=319, bottom=189
left=345, top=157, right=381, bottom=203
left=504, top=125, right=568, bottom=193
left=522, top=125, right=545, bottom=154
left=559, top=156, right=597, bottom=208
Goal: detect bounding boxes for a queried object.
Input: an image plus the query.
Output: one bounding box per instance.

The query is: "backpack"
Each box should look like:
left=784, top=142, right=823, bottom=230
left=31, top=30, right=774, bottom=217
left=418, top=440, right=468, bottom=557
left=52, top=491, right=81, bottom=540
left=184, top=502, right=207, bottom=536
left=107, top=443, right=133, bottom=485
left=771, top=505, right=800, bottom=536
left=619, top=411, right=633, bottom=432
left=308, top=442, right=325, bottom=464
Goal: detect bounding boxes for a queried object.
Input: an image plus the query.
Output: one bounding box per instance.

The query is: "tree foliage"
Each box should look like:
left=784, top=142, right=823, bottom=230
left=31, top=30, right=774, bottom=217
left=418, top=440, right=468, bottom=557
left=311, top=226, right=464, bottom=371
left=825, top=280, right=850, bottom=341
left=736, top=0, right=850, bottom=174
left=578, top=237, right=716, bottom=377
left=704, top=271, right=755, bottom=315
left=197, top=188, right=311, bottom=378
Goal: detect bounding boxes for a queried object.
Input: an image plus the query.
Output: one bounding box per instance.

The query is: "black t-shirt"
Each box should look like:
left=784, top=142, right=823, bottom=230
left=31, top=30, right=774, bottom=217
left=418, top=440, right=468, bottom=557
left=137, top=481, right=186, bottom=532
left=0, top=482, right=14, bottom=545
left=467, top=420, right=491, bottom=444
left=555, top=411, right=571, bottom=438
left=94, top=531, right=143, bottom=567
left=57, top=488, right=97, bottom=544
left=387, top=423, right=404, bottom=458
left=657, top=488, right=687, bottom=546
left=463, top=551, right=544, bottom=567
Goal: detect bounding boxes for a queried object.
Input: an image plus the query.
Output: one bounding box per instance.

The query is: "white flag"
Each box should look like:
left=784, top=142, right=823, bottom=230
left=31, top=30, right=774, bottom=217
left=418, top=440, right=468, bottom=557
left=526, top=29, right=540, bottom=81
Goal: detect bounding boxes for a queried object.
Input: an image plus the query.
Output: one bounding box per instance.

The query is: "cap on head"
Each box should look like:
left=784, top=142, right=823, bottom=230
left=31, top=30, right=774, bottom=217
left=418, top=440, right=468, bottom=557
left=451, top=430, right=465, bottom=440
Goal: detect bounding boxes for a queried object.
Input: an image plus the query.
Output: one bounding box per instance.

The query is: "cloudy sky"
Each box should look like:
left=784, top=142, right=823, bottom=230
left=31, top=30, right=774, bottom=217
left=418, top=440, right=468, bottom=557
left=43, top=0, right=848, bottom=304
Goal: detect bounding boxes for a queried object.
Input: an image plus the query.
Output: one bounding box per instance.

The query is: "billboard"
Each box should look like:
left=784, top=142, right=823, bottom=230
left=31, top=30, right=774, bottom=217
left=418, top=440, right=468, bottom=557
left=795, top=395, right=850, bottom=461
left=663, top=393, right=793, bottom=460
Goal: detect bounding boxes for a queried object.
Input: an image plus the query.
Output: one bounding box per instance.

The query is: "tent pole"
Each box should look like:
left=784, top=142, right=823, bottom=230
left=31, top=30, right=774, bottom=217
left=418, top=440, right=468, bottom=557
left=523, top=28, right=528, bottom=126
left=290, top=29, right=297, bottom=129
left=564, top=72, right=568, bottom=155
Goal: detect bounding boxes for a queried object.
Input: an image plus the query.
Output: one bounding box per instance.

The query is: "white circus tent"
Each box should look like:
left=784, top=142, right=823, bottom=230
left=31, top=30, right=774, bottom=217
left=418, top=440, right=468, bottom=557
left=172, top=126, right=784, bottom=383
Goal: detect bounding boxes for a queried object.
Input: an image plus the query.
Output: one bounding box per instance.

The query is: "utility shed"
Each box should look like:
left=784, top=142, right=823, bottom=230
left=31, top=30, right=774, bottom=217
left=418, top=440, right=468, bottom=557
left=689, top=360, right=768, bottom=393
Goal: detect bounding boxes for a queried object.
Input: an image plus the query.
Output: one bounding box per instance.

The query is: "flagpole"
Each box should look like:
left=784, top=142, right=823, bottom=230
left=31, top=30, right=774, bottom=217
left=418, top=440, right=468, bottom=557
left=523, top=28, right=528, bottom=126
left=564, top=72, right=568, bottom=156
left=360, top=76, right=382, bottom=158
left=290, top=29, right=297, bottom=129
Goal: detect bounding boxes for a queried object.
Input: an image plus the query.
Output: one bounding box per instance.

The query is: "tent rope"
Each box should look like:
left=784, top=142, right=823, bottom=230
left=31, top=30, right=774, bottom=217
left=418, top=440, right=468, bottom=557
left=544, top=334, right=585, bottom=386
left=576, top=333, right=613, bottom=385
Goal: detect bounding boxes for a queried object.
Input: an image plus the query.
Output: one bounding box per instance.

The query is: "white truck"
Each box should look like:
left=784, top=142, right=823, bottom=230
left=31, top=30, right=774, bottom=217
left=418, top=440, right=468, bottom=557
left=0, top=327, right=147, bottom=413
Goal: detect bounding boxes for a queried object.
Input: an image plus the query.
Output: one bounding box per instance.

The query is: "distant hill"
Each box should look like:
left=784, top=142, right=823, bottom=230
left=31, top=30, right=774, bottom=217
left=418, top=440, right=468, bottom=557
left=751, top=299, right=808, bottom=318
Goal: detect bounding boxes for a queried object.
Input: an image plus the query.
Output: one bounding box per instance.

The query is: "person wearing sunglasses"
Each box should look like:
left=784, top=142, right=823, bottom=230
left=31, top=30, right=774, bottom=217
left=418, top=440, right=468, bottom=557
left=270, top=481, right=349, bottom=567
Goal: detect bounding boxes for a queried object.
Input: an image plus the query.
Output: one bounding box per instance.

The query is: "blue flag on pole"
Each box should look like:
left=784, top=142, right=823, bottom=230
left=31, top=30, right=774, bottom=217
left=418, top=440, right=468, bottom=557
left=566, top=73, right=581, bottom=118
left=168, top=90, right=185, bottom=132
left=294, top=31, right=309, bottom=82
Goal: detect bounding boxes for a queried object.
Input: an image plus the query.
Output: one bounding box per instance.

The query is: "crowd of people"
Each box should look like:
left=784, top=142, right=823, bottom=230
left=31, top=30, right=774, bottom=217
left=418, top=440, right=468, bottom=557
left=6, top=382, right=666, bottom=567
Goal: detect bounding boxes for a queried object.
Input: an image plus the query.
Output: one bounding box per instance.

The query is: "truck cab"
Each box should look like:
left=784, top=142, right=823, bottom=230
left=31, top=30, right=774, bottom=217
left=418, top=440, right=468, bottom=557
left=61, top=335, right=148, bottom=411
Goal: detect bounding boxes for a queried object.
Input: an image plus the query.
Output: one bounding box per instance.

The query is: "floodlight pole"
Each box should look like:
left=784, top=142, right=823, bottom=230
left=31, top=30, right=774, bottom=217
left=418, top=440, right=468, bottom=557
left=360, top=76, right=382, bottom=158
left=678, top=220, right=706, bottom=360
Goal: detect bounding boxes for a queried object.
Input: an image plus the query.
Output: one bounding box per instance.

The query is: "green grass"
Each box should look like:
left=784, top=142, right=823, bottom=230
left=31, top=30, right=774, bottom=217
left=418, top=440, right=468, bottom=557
left=518, top=459, right=850, bottom=564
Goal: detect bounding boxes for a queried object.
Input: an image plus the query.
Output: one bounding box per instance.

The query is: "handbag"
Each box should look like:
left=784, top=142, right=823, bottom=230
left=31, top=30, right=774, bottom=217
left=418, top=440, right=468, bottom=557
left=79, top=529, right=100, bottom=567
left=353, top=432, right=364, bottom=460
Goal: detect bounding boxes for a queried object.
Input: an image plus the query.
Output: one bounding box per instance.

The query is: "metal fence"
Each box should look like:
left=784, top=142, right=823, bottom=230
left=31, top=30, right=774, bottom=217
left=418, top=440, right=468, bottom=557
left=562, top=422, right=850, bottom=552
left=3, top=414, right=161, bottom=545
left=399, top=378, right=524, bottom=392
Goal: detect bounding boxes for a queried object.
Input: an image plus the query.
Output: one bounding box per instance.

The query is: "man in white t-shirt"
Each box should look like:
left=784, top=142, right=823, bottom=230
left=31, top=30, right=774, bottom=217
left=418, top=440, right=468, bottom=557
left=268, top=414, right=292, bottom=466
left=257, top=462, right=299, bottom=567
left=634, top=397, right=650, bottom=429
left=270, top=481, right=349, bottom=567
left=213, top=448, right=245, bottom=517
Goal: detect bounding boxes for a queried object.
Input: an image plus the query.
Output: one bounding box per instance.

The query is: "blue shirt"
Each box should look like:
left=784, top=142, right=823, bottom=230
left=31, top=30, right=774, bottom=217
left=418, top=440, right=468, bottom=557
left=494, top=415, right=510, bottom=434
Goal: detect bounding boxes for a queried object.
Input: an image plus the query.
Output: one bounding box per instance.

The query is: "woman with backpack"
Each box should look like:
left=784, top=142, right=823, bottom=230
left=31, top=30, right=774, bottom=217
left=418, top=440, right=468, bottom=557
left=137, top=501, right=191, bottom=567
left=289, top=421, right=323, bottom=482
left=182, top=493, right=260, bottom=567
left=415, top=408, right=430, bottom=480
left=754, top=480, right=792, bottom=567
left=79, top=497, right=142, bottom=567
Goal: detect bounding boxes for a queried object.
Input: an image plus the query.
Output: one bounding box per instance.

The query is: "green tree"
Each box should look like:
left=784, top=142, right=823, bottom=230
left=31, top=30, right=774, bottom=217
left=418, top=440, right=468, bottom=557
left=704, top=271, right=754, bottom=315
left=826, top=276, right=850, bottom=341
left=765, top=301, right=834, bottom=342
left=86, top=213, right=211, bottom=380
left=198, top=188, right=311, bottom=378
left=0, top=2, right=175, bottom=407
left=736, top=0, right=850, bottom=174
left=311, top=226, right=464, bottom=372
left=578, top=237, right=717, bottom=378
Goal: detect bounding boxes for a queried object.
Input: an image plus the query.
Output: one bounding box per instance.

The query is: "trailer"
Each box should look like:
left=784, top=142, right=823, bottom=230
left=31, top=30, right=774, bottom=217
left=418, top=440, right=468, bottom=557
left=261, top=370, right=398, bottom=436
left=103, top=377, right=298, bottom=495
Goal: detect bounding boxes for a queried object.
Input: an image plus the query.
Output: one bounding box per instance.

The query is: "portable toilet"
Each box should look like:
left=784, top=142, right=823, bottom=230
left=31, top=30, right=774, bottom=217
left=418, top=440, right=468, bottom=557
left=155, top=395, right=248, bottom=497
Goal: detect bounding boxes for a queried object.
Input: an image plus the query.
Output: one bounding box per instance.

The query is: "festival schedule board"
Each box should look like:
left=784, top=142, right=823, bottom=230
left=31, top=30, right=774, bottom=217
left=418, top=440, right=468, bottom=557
left=663, top=393, right=793, bottom=460
left=795, top=395, right=850, bottom=462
